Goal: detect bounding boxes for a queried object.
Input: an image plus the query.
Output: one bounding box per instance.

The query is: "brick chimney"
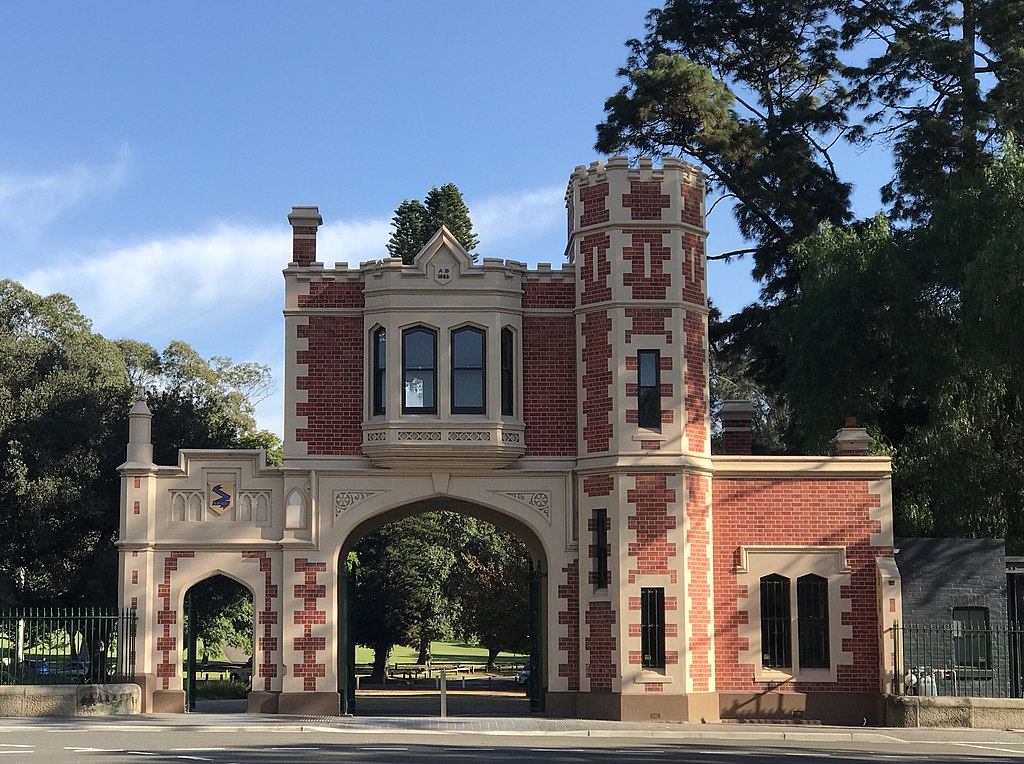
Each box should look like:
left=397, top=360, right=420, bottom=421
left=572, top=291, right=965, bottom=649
left=288, top=206, right=323, bottom=266
left=832, top=416, right=873, bottom=456
left=720, top=399, right=756, bottom=455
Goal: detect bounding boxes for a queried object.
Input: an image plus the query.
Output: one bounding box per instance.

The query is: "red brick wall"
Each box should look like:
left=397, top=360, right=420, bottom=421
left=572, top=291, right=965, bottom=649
left=623, top=230, right=672, bottom=300
left=625, top=474, right=677, bottom=584
left=686, top=475, right=712, bottom=691
left=585, top=601, right=616, bottom=692
left=558, top=559, right=580, bottom=690
left=581, top=311, right=613, bottom=454
left=713, top=479, right=889, bottom=693
left=579, top=232, right=612, bottom=305
left=681, top=231, right=706, bottom=306
left=522, top=281, right=574, bottom=310
left=579, top=182, right=610, bottom=227
left=522, top=314, right=576, bottom=456
left=295, top=317, right=363, bottom=455
left=297, top=282, right=364, bottom=309
left=156, top=551, right=194, bottom=690
left=292, top=558, right=327, bottom=693
left=681, top=183, right=704, bottom=229
left=683, top=312, right=707, bottom=452
left=625, top=307, right=672, bottom=345
left=243, top=551, right=278, bottom=693
left=292, top=226, right=318, bottom=266
left=623, top=180, right=670, bottom=221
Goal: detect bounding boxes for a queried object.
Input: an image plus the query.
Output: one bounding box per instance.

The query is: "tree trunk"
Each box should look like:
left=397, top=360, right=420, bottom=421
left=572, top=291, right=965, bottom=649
left=370, top=643, right=391, bottom=682
left=416, top=634, right=431, bottom=665
left=486, top=646, right=500, bottom=673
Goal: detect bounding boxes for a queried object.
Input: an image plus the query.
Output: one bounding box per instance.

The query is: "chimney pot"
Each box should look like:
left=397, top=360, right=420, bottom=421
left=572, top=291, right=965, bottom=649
left=720, top=399, right=756, bottom=455
left=288, top=205, right=323, bottom=266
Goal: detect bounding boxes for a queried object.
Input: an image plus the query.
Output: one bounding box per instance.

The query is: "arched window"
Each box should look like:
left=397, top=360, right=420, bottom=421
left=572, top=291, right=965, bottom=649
left=372, top=328, right=386, bottom=415
left=402, top=327, right=437, bottom=413
left=501, top=328, right=514, bottom=416
left=797, top=574, right=830, bottom=668
left=451, top=327, right=485, bottom=414
left=760, top=574, right=791, bottom=669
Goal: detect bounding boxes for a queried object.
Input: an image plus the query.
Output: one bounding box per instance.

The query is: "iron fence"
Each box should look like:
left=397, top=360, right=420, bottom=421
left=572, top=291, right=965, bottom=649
left=0, top=607, right=136, bottom=686
left=894, top=621, right=1024, bottom=699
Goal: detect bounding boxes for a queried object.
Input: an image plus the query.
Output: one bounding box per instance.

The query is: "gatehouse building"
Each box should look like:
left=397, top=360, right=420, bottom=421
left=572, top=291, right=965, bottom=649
left=118, top=157, right=901, bottom=723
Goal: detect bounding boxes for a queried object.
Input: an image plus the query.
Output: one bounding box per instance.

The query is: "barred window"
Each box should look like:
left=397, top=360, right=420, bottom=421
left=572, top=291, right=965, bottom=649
left=593, top=509, right=608, bottom=589
left=760, top=574, right=791, bottom=669
left=953, top=606, right=990, bottom=669
left=797, top=574, right=830, bottom=669
left=641, top=587, right=665, bottom=670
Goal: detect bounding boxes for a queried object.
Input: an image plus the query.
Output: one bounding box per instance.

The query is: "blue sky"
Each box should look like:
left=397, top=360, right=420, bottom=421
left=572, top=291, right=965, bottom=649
left=1, top=2, right=892, bottom=436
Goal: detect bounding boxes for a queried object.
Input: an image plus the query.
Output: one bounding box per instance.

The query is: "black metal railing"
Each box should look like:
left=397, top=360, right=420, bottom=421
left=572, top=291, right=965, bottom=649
left=894, top=621, right=1024, bottom=698
left=0, top=607, right=136, bottom=685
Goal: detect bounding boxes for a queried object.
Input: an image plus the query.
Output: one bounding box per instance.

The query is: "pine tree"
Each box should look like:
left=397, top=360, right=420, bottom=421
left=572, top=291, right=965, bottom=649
left=425, top=183, right=479, bottom=255
left=386, top=199, right=430, bottom=264
left=386, top=184, right=478, bottom=264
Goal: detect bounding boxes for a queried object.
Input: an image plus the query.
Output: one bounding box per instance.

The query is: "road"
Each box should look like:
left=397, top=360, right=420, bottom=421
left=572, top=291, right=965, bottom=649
left=2, top=725, right=1024, bottom=763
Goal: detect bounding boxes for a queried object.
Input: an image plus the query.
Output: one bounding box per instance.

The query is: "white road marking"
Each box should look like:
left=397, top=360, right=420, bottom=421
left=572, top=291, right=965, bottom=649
left=611, top=751, right=665, bottom=755
left=268, top=747, right=319, bottom=751
left=360, top=748, right=408, bottom=752
left=956, top=743, right=1024, bottom=754
left=126, top=752, right=159, bottom=757
left=64, top=748, right=124, bottom=753
left=0, top=747, right=31, bottom=750
left=173, top=749, right=227, bottom=752
left=174, top=757, right=213, bottom=762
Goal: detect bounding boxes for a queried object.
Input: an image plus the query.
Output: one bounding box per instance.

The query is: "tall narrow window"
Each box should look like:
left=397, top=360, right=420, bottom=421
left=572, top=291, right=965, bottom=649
left=760, top=574, right=791, bottom=669
left=797, top=574, right=830, bottom=669
left=501, top=328, right=514, bottom=416
left=641, top=587, right=666, bottom=670
left=402, top=327, right=436, bottom=413
left=953, top=606, right=990, bottom=669
left=592, top=509, right=608, bottom=589
left=373, top=328, right=386, bottom=415
left=451, top=327, right=485, bottom=414
left=637, top=350, right=661, bottom=429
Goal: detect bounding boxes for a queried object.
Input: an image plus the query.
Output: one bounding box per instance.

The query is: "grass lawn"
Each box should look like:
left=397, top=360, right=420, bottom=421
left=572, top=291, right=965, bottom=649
left=355, top=641, right=527, bottom=675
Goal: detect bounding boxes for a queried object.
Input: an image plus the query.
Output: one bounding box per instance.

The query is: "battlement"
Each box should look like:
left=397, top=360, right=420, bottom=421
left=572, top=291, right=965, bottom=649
left=567, top=155, right=704, bottom=191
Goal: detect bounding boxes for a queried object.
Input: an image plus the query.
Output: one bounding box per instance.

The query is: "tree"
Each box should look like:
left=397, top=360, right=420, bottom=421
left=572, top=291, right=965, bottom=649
left=779, top=146, right=1024, bottom=549
left=0, top=280, right=132, bottom=605
left=0, top=281, right=281, bottom=608
left=452, top=520, right=530, bottom=670
left=350, top=512, right=464, bottom=678
left=839, top=0, right=1024, bottom=222
left=596, top=0, right=854, bottom=302
left=386, top=184, right=478, bottom=264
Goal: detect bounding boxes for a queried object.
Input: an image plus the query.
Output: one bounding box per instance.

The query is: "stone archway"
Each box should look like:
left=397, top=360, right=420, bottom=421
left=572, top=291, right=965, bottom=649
left=335, top=496, right=551, bottom=715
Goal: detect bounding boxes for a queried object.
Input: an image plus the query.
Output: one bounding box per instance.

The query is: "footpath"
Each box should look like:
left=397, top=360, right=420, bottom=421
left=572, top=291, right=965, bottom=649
left=2, top=710, right=1024, bottom=748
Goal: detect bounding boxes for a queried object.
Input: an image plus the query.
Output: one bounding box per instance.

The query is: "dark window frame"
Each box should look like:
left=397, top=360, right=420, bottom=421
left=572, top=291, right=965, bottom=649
left=641, top=587, right=666, bottom=670
left=372, top=327, right=386, bottom=415
left=593, top=509, right=608, bottom=590
left=402, top=326, right=437, bottom=414
left=760, top=574, right=792, bottom=669
left=500, top=327, right=514, bottom=417
left=953, top=606, right=991, bottom=670
left=451, top=326, right=486, bottom=414
left=637, top=349, right=661, bottom=430
left=797, top=574, right=830, bottom=669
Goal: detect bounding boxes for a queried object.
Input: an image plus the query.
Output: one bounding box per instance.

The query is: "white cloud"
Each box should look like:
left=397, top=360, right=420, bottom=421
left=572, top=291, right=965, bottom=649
left=470, top=185, right=564, bottom=250
left=0, top=146, right=132, bottom=235
left=19, top=218, right=392, bottom=340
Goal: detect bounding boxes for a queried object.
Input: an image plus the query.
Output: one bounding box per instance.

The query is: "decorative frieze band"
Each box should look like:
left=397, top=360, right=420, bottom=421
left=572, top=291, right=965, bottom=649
left=495, top=491, right=552, bottom=523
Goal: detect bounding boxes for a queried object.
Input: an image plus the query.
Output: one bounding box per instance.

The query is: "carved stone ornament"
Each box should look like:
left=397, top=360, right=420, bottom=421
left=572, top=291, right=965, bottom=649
left=334, top=490, right=380, bottom=517
left=498, top=491, right=552, bottom=521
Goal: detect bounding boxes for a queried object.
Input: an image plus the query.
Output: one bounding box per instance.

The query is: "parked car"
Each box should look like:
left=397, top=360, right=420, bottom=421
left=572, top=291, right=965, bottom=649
left=23, top=659, right=50, bottom=676
left=516, top=666, right=530, bottom=686
left=61, top=661, right=90, bottom=683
